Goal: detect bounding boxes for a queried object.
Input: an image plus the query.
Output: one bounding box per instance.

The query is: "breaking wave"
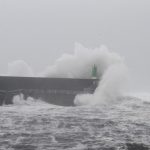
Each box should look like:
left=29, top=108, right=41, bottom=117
left=74, top=63, right=128, bottom=106
left=7, top=43, right=129, bottom=106
left=41, top=43, right=129, bottom=106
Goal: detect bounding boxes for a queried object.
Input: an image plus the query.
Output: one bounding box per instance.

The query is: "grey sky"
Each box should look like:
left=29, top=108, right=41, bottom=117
left=0, top=0, right=150, bottom=92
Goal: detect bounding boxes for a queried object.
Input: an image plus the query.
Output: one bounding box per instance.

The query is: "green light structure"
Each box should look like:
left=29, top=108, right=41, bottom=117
left=92, top=64, right=98, bottom=78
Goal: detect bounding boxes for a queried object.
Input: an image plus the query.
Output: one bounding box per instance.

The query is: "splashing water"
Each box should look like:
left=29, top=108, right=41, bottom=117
left=7, top=60, right=34, bottom=77
left=7, top=43, right=129, bottom=106
left=74, top=63, right=128, bottom=106
left=41, top=43, right=124, bottom=79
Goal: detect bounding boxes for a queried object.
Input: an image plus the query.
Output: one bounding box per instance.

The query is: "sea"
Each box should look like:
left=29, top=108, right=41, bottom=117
left=0, top=94, right=150, bottom=150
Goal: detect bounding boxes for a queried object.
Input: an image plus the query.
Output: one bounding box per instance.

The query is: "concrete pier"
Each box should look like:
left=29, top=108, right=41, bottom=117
left=0, top=76, right=98, bottom=106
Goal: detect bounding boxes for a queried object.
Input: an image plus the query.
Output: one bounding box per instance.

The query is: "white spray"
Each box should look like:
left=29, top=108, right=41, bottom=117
left=41, top=43, right=124, bottom=79
left=7, top=43, right=128, bottom=106
left=7, top=60, right=34, bottom=77
left=74, top=63, right=128, bottom=105
left=41, top=43, right=128, bottom=105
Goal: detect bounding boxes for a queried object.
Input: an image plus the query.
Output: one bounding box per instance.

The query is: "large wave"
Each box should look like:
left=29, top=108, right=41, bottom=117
left=7, top=43, right=129, bottom=106
left=74, top=63, right=128, bottom=106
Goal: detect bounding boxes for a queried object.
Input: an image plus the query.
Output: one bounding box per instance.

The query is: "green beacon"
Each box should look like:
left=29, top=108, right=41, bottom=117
left=92, top=64, right=98, bottom=79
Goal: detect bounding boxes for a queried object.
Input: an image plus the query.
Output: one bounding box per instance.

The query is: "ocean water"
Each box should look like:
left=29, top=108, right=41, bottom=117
left=0, top=95, right=150, bottom=150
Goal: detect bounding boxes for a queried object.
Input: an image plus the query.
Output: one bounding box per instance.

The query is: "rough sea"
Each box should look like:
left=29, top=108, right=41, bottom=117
left=0, top=95, right=150, bottom=150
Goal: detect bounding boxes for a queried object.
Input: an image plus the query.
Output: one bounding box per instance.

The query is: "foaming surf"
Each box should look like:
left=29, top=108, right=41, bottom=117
left=0, top=95, right=150, bottom=149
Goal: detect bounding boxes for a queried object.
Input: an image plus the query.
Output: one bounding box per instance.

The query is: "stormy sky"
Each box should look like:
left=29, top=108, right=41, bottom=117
left=0, top=0, right=150, bottom=92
